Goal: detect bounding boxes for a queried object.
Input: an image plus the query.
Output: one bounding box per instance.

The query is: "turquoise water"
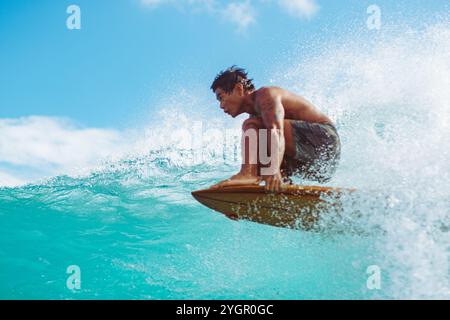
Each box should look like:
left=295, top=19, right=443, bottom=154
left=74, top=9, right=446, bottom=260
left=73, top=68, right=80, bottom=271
left=1, top=21, right=450, bottom=299
left=0, top=161, right=376, bottom=299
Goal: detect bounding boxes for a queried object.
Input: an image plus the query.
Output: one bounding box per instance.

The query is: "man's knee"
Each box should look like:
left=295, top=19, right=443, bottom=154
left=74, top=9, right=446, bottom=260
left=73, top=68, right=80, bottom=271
left=242, top=117, right=263, bottom=131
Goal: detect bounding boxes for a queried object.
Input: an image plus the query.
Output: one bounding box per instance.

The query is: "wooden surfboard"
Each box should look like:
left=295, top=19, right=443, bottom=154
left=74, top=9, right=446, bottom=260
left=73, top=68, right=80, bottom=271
left=192, top=185, right=354, bottom=230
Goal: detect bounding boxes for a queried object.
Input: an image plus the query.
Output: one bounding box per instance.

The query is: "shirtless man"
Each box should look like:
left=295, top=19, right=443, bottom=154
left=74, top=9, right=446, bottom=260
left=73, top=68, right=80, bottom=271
left=210, top=66, right=341, bottom=192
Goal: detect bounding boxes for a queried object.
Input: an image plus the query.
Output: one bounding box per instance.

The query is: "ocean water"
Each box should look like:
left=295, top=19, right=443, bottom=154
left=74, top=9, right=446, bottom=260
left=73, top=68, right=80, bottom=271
left=1, top=21, right=450, bottom=300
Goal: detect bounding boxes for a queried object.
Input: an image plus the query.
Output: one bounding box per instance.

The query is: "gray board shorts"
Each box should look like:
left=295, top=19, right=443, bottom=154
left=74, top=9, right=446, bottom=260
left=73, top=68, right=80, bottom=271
left=281, top=120, right=341, bottom=183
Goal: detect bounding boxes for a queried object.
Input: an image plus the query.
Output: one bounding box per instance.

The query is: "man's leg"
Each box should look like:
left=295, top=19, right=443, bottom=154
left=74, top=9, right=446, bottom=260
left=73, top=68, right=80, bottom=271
left=241, top=118, right=296, bottom=176
left=240, top=118, right=262, bottom=176
left=210, top=118, right=296, bottom=189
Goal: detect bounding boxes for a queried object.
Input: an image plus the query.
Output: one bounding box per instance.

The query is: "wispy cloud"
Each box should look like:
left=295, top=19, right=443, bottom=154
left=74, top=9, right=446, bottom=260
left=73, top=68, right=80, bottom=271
left=0, top=116, right=125, bottom=186
left=139, top=0, right=319, bottom=31
left=140, top=0, right=255, bottom=30
left=222, top=1, right=256, bottom=31
left=140, top=0, right=167, bottom=8
left=277, top=0, right=319, bottom=19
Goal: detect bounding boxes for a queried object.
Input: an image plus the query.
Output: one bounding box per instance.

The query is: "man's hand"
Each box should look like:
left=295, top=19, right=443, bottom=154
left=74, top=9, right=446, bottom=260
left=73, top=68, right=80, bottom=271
left=263, top=171, right=285, bottom=192
left=210, top=173, right=262, bottom=190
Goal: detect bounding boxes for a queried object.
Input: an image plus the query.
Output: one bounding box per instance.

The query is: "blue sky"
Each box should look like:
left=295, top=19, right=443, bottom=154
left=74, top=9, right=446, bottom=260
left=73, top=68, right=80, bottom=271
left=1, top=0, right=447, bottom=127
left=0, top=0, right=449, bottom=186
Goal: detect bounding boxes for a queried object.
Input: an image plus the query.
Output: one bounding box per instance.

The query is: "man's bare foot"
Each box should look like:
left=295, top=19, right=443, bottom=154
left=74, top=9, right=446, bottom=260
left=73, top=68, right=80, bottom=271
left=282, top=176, right=293, bottom=185
left=210, top=173, right=262, bottom=189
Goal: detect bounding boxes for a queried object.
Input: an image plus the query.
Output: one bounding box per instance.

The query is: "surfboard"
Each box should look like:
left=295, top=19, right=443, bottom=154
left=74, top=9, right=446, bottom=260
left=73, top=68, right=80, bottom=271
left=192, top=185, right=354, bottom=230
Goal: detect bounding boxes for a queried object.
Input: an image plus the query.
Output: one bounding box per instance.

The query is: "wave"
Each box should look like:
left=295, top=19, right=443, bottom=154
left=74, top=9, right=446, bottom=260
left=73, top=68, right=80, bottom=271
left=1, top=19, right=450, bottom=299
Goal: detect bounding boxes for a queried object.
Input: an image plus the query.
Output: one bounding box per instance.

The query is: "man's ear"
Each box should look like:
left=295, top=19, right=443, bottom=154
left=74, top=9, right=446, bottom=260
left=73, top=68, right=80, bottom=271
left=233, top=83, right=245, bottom=96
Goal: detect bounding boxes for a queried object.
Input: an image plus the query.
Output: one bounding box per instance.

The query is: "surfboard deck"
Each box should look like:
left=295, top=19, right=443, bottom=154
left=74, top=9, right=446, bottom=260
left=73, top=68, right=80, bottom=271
left=191, top=185, right=354, bottom=230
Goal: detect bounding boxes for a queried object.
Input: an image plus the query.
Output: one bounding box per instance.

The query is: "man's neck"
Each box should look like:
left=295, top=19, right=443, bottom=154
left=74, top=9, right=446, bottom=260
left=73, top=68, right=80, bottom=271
left=241, top=91, right=258, bottom=115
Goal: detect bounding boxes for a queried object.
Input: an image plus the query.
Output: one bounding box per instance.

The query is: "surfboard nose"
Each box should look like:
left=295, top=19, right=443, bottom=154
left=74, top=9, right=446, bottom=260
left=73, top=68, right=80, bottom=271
left=191, top=188, right=210, bottom=202
left=191, top=187, right=224, bottom=198
left=191, top=190, right=200, bottom=200
left=191, top=189, right=208, bottom=198
left=191, top=189, right=219, bottom=215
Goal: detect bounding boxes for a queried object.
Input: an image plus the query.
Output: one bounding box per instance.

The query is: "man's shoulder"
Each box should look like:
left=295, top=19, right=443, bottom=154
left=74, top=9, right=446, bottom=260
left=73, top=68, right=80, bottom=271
left=254, top=86, right=285, bottom=105
left=255, top=86, right=283, bottom=97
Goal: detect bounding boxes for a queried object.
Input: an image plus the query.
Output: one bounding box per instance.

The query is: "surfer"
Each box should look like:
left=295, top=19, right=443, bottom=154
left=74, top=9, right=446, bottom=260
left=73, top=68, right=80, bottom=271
left=210, top=66, right=341, bottom=192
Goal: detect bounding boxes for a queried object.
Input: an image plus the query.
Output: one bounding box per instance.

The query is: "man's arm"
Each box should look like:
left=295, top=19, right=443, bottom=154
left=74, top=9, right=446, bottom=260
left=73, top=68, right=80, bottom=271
left=256, top=89, right=285, bottom=190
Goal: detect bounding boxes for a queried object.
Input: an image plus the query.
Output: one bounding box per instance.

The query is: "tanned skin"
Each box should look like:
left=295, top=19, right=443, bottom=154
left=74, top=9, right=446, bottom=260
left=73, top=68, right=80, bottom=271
left=210, top=84, right=332, bottom=192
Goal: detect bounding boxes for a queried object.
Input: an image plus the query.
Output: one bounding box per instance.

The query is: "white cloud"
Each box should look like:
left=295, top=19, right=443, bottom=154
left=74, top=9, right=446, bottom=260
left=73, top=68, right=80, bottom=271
left=222, top=1, right=256, bottom=31
left=139, top=0, right=319, bottom=31
left=0, top=116, right=125, bottom=186
left=277, top=0, right=319, bottom=19
left=140, top=0, right=257, bottom=30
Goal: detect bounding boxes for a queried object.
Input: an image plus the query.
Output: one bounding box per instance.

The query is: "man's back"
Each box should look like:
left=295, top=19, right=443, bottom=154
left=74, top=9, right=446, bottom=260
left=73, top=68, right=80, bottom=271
left=254, top=87, right=332, bottom=125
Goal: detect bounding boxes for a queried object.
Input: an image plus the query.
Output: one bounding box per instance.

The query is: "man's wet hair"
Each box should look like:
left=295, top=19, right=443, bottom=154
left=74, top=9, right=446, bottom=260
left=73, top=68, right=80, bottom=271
left=211, top=66, right=255, bottom=94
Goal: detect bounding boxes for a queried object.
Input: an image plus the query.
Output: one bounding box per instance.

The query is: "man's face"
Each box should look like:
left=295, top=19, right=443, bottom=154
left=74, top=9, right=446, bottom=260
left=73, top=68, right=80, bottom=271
left=214, top=85, right=243, bottom=118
